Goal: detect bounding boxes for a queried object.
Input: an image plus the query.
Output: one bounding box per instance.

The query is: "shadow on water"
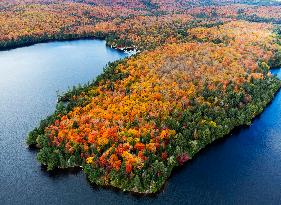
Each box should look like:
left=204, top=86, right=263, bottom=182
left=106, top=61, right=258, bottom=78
left=85, top=178, right=163, bottom=199
left=40, top=166, right=82, bottom=179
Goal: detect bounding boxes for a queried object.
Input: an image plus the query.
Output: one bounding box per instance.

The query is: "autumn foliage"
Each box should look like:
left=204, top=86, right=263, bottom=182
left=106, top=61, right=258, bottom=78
left=1, top=0, right=279, bottom=193
left=2, top=0, right=281, bottom=50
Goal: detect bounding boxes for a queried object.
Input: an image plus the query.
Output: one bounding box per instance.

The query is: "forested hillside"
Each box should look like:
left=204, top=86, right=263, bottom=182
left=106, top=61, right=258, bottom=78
left=2, top=0, right=281, bottom=50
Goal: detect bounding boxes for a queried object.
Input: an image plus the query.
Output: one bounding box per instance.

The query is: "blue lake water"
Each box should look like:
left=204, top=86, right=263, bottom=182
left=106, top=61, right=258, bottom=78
left=0, top=40, right=280, bottom=204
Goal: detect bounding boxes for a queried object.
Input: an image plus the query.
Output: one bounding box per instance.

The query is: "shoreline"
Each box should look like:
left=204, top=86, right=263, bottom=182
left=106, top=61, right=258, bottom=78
left=0, top=35, right=139, bottom=54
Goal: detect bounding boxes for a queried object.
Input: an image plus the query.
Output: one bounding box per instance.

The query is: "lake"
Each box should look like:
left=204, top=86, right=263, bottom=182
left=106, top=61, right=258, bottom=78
left=0, top=40, right=280, bottom=204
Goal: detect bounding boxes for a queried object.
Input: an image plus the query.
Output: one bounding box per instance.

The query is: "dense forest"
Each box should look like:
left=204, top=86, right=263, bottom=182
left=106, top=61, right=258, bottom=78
left=1, top=0, right=281, bottom=193
left=2, top=0, right=281, bottom=50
